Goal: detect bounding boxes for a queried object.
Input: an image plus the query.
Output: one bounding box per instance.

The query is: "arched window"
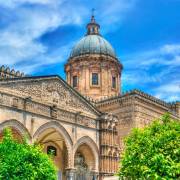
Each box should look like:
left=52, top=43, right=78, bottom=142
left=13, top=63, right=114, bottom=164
left=92, top=73, right=98, bottom=85
left=112, top=76, right=116, bottom=89
left=47, top=146, right=57, bottom=156
left=73, top=75, right=78, bottom=88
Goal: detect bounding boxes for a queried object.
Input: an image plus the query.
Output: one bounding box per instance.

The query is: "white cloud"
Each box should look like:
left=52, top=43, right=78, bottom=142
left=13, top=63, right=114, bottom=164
left=121, top=43, right=180, bottom=101
left=99, top=0, right=137, bottom=32
left=0, top=0, right=87, bottom=71
left=156, top=82, right=180, bottom=93
left=161, top=44, right=180, bottom=54
left=122, top=43, right=180, bottom=72
left=0, top=0, right=137, bottom=73
left=123, top=43, right=180, bottom=68
left=0, top=0, right=60, bottom=8
left=154, top=81, right=180, bottom=102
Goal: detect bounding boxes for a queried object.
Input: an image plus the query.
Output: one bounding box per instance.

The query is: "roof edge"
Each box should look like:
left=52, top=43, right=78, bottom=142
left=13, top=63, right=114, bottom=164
left=96, top=89, right=174, bottom=108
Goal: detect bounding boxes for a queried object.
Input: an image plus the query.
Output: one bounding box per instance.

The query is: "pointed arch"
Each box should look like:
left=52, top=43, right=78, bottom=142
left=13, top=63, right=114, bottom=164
left=33, top=121, right=73, bottom=167
left=73, top=136, right=99, bottom=171
left=0, top=119, right=31, bottom=140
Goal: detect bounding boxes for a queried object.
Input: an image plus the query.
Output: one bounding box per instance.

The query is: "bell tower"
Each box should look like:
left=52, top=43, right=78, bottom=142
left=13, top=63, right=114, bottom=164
left=65, top=15, right=123, bottom=100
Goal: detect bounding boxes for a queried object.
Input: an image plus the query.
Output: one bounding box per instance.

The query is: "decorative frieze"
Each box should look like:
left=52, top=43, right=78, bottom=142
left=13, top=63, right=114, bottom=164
left=25, top=101, right=50, bottom=117
left=0, top=91, right=97, bottom=129
left=0, top=78, right=98, bottom=118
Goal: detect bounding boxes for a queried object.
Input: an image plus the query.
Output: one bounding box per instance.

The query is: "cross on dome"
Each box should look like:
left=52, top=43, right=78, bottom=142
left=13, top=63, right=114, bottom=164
left=91, top=8, right=95, bottom=23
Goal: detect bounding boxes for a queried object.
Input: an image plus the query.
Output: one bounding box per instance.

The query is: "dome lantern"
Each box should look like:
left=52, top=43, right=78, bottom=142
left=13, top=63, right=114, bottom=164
left=86, top=9, right=100, bottom=35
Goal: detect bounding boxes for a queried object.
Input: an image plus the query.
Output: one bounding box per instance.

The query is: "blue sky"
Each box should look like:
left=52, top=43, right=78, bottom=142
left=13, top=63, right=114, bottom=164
left=0, top=0, right=179, bottom=102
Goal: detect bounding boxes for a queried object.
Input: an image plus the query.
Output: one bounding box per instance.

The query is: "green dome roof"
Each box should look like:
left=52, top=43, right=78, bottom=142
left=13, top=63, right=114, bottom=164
left=70, top=34, right=116, bottom=58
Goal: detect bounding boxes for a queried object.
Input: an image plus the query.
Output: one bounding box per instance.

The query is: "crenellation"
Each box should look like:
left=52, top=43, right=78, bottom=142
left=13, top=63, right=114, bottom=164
left=0, top=65, right=26, bottom=79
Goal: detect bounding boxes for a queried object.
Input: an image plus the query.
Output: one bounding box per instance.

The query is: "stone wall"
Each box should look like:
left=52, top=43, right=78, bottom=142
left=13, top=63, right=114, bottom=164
left=96, top=90, right=180, bottom=159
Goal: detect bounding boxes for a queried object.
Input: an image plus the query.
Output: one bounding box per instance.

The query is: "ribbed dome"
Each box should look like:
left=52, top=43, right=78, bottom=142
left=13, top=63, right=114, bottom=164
left=70, top=35, right=116, bottom=58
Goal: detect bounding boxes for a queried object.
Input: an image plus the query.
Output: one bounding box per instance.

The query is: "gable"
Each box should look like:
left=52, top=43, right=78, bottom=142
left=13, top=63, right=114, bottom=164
left=0, top=76, right=100, bottom=118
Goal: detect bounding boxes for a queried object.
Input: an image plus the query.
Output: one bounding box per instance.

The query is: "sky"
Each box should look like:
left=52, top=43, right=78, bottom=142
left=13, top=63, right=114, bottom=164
left=0, top=0, right=179, bottom=102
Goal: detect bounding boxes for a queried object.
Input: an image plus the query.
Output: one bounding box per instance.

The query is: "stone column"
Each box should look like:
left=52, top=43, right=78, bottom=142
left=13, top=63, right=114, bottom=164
left=65, top=168, right=76, bottom=180
left=91, top=171, right=99, bottom=180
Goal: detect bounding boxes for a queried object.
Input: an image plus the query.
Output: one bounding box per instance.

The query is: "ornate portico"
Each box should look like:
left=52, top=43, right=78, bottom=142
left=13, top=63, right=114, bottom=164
left=0, top=75, right=119, bottom=179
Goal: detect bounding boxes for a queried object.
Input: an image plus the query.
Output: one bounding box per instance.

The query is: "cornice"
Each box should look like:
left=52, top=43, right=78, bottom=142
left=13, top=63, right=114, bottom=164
left=96, top=89, right=179, bottom=114
left=66, top=54, right=122, bottom=69
left=0, top=90, right=98, bottom=130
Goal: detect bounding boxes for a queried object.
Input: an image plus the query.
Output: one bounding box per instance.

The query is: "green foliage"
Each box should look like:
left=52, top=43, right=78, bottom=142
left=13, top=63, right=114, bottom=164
left=0, top=128, right=57, bottom=180
left=118, top=113, right=180, bottom=179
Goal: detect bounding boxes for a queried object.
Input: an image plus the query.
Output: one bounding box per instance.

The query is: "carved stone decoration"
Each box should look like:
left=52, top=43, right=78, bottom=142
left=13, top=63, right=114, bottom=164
left=0, top=78, right=98, bottom=118
left=12, top=97, right=18, bottom=107
left=99, top=113, right=119, bottom=178
left=51, top=105, right=58, bottom=119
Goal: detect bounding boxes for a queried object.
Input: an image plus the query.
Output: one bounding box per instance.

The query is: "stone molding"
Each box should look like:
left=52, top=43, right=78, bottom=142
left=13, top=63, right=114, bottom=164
left=99, top=113, right=119, bottom=177
left=0, top=76, right=100, bottom=117
left=96, top=89, right=180, bottom=118
left=0, top=91, right=98, bottom=129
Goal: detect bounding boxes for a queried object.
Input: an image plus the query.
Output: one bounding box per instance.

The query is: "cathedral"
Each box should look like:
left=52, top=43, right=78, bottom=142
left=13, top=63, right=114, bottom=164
left=0, top=15, right=179, bottom=180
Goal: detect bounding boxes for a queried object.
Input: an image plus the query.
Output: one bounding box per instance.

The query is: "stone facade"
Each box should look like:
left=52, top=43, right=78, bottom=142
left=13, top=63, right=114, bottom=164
left=0, top=15, right=179, bottom=180
left=0, top=75, right=119, bottom=180
left=96, top=90, right=180, bottom=154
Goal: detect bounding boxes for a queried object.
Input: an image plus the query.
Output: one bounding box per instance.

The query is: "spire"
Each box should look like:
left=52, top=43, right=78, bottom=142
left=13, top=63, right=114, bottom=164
left=91, top=8, right=95, bottom=23
left=86, top=9, right=100, bottom=35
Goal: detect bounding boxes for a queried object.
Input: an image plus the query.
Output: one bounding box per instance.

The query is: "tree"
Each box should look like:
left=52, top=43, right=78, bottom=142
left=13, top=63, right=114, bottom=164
left=118, top=113, right=180, bottom=179
left=0, top=128, right=57, bottom=180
